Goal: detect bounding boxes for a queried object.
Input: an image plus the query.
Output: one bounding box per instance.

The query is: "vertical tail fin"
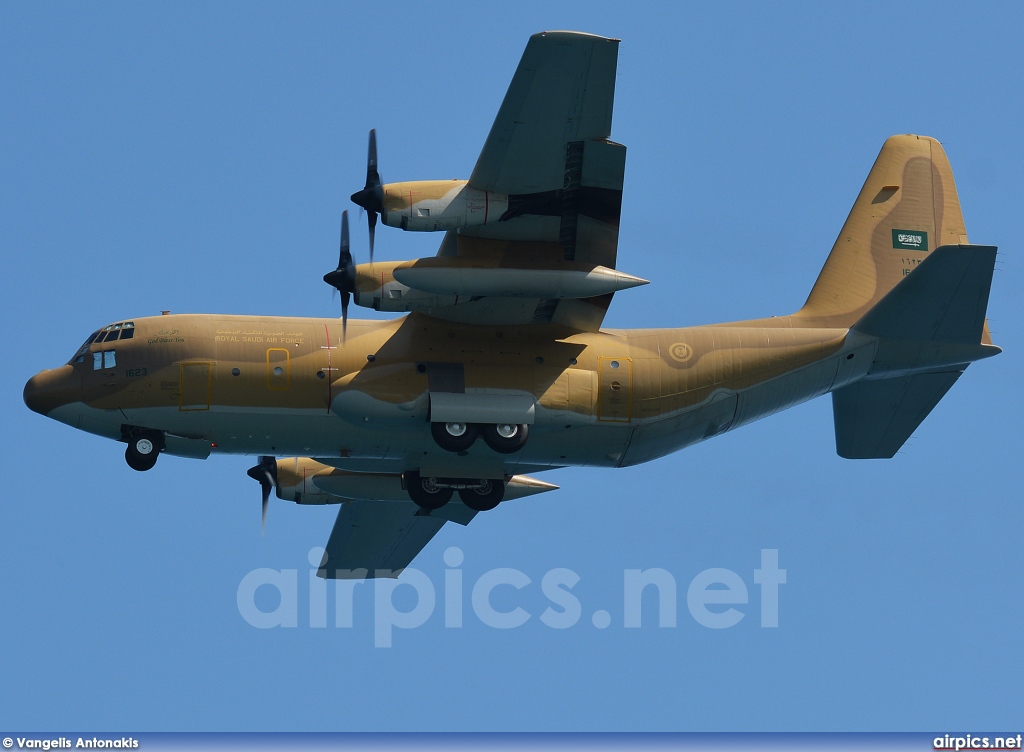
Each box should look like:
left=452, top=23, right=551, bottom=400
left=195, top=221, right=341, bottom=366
left=797, top=135, right=969, bottom=327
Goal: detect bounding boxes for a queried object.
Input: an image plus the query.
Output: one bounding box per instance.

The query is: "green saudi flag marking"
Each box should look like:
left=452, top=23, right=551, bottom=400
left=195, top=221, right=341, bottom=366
left=892, top=229, right=928, bottom=251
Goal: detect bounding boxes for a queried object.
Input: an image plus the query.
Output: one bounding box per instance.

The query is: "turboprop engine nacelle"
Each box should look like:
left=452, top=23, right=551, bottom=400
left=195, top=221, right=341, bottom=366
left=381, top=180, right=509, bottom=232
left=352, top=259, right=648, bottom=313
left=273, top=457, right=558, bottom=504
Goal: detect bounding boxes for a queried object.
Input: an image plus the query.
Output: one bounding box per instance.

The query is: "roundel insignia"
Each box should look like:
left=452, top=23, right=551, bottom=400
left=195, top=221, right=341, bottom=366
left=668, top=342, right=693, bottom=363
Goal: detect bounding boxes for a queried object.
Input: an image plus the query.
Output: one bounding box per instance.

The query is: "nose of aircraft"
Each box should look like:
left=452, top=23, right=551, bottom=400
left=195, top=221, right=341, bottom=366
left=24, top=365, right=78, bottom=415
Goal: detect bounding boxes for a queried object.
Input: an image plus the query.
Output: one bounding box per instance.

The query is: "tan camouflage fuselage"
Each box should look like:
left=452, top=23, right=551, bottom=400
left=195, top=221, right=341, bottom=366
left=24, top=134, right=993, bottom=484
left=25, top=311, right=861, bottom=477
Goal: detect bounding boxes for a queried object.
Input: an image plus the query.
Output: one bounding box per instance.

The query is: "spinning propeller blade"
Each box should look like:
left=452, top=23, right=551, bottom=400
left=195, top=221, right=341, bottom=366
left=246, top=456, right=278, bottom=535
left=322, top=211, right=356, bottom=339
left=350, top=129, right=383, bottom=262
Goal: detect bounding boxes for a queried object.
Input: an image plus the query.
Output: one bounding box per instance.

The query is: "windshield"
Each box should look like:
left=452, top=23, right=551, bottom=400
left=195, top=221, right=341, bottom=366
left=69, top=322, right=135, bottom=364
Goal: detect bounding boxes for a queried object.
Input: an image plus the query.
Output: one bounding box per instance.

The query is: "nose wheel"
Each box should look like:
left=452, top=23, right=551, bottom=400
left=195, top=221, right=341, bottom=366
left=125, top=433, right=162, bottom=471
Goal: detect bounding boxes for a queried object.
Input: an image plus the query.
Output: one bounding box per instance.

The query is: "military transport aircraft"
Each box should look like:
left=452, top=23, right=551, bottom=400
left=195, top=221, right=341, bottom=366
left=24, top=31, right=1000, bottom=578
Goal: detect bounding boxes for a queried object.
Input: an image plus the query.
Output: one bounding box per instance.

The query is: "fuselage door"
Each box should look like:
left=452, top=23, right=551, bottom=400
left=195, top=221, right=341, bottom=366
left=180, top=362, right=211, bottom=411
left=266, top=348, right=290, bottom=391
left=597, top=356, right=632, bottom=422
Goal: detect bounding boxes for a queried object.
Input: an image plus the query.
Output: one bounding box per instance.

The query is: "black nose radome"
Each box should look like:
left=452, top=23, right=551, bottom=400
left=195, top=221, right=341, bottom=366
left=24, top=366, right=77, bottom=415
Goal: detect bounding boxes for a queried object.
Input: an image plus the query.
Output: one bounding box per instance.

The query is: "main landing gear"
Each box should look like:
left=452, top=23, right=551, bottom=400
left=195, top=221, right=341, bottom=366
left=430, top=422, right=478, bottom=453
left=457, top=479, right=504, bottom=511
left=430, top=421, right=529, bottom=454
left=124, top=430, right=163, bottom=471
left=405, top=470, right=454, bottom=509
left=405, top=471, right=506, bottom=512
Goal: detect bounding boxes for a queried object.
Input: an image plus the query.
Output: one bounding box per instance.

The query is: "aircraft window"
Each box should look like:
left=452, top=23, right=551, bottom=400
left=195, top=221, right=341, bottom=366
left=97, top=322, right=137, bottom=341
left=70, top=331, right=102, bottom=363
left=93, top=352, right=103, bottom=370
left=104, top=350, right=116, bottom=368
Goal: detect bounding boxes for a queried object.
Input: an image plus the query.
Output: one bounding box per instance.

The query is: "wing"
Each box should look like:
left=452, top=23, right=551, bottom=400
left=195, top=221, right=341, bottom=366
left=470, top=31, right=619, bottom=197
left=420, top=32, right=627, bottom=331
left=316, top=500, right=475, bottom=579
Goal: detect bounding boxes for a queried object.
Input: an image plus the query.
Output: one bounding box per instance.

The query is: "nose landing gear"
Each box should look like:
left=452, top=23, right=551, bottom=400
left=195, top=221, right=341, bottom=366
left=124, top=431, right=163, bottom=471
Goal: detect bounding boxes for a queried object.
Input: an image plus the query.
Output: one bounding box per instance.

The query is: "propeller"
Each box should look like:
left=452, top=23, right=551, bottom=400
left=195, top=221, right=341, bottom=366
left=246, top=455, right=278, bottom=535
left=322, top=210, right=356, bottom=338
left=350, top=129, right=383, bottom=262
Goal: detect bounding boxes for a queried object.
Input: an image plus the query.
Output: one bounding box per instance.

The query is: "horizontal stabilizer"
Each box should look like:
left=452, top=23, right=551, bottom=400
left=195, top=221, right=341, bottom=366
left=854, top=244, right=997, bottom=344
left=832, top=371, right=962, bottom=459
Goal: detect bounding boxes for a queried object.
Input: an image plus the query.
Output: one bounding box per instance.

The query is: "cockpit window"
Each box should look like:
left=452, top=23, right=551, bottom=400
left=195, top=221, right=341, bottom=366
left=74, top=321, right=136, bottom=358
left=92, top=350, right=116, bottom=370
left=72, top=322, right=135, bottom=363
left=71, top=331, right=100, bottom=363
left=97, top=322, right=135, bottom=342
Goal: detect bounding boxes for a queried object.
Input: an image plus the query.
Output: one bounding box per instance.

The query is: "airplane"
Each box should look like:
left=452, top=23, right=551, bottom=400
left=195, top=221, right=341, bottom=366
left=23, top=31, right=1000, bottom=579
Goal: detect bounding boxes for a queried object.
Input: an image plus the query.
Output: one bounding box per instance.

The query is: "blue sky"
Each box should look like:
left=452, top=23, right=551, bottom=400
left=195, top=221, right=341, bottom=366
left=2, top=1, right=1022, bottom=732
